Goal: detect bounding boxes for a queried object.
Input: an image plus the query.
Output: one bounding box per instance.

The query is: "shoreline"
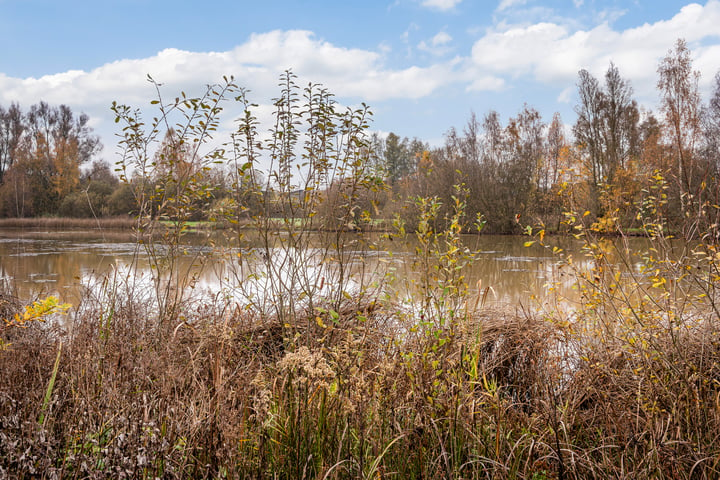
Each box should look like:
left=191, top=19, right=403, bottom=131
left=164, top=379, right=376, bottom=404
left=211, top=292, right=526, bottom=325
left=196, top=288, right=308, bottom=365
left=0, top=216, right=137, bottom=230
left=0, top=215, right=662, bottom=237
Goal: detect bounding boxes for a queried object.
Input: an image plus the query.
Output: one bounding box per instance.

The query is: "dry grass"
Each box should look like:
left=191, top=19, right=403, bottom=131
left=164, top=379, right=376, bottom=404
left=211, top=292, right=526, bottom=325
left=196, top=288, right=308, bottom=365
left=0, top=216, right=136, bottom=230
left=1, top=279, right=718, bottom=479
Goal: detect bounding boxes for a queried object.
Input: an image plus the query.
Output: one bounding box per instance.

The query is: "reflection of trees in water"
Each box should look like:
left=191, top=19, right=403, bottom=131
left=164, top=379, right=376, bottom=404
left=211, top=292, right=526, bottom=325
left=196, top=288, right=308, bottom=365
left=0, top=248, right=83, bottom=301
left=0, top=231, right=658, bottom=307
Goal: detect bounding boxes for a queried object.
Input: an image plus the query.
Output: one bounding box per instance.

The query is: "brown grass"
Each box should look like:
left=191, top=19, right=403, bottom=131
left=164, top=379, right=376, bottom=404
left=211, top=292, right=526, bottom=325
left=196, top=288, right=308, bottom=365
left=0, top=216, right=136, bottom=230
left=1, top=277, right=719, bottom=478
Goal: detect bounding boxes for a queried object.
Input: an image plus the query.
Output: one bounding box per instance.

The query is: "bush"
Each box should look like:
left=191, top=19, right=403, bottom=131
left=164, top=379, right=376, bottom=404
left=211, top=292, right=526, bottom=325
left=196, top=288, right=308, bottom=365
left=108, top=183, right=138, bottom=216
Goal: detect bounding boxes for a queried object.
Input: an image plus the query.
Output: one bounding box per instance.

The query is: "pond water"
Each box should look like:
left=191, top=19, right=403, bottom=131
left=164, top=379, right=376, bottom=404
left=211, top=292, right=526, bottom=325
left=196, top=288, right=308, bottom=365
left=0, top=228, right=649, bottom=310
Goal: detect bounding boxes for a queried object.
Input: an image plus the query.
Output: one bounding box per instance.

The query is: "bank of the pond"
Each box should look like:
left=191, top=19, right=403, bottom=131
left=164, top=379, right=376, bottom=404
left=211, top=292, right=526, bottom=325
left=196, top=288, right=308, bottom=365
left=0, top=216, right=137, bottom=230
left=0, top=216, right=384, bottom=233
left=0, top=215, right=672, bottom=238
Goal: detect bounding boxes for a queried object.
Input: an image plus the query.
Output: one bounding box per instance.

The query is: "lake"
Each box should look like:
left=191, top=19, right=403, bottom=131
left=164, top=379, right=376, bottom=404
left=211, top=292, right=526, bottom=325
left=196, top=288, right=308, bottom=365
left=0, top=228, right=649, bottom=310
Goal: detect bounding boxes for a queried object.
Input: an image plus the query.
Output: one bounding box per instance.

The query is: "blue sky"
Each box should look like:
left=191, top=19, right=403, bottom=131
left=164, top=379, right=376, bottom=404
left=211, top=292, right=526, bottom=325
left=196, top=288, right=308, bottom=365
left=1, top=0, right=719, bottom=159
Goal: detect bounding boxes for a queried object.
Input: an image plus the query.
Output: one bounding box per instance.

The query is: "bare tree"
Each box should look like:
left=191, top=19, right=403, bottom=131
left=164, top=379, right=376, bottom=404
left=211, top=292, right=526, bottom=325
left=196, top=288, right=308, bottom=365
left=482, top=110, right=504, bottom=166
left=506, top=104, right=545, bottom=192
left=0, top=103, right=24, bottom=184
left=546, top=112, right=566, bottom=191
left=602, top=63, right=640, bottom=176
left=657, top=38, right=702, bottom=215
left=461, top=111, right=483, bottom=164
left=574, top=64, right=639, bottom=188
left=574, top=69, right=605, bottom=188
left=701, top=72, right=720, bottom=174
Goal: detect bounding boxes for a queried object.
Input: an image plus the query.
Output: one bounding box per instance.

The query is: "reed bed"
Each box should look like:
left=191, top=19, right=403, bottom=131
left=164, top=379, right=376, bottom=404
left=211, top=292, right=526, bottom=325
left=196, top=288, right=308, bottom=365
left=0, top=216, right=136, bottom=230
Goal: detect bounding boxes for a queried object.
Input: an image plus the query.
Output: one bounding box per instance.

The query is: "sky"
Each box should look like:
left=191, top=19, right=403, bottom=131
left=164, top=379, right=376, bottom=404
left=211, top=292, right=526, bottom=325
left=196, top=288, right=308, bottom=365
left=1, top=0, right=720, bottom=162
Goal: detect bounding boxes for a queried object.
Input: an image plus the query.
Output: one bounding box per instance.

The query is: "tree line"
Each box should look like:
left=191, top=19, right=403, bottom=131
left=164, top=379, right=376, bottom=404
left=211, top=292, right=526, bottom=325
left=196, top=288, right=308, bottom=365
left=1, top=38, right=719, bottom=236
left=0, top=101, right=130, bottom=217
left=383, top=39, right=720, bottom=234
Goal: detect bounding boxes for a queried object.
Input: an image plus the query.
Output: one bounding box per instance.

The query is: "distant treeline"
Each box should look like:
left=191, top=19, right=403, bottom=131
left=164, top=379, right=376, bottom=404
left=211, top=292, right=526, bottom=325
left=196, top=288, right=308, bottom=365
left=2, top=39, right=719, bottom=235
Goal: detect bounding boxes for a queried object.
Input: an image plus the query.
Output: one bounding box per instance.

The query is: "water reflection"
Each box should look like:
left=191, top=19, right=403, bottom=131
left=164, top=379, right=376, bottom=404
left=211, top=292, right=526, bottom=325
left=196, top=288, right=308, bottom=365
left=0, top=228, right=652, bottom=309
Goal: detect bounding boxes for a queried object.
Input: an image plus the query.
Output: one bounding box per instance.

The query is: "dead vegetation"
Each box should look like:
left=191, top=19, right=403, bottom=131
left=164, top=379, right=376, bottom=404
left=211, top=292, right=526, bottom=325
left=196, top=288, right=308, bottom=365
left=1, top=275, right=719, bottom=478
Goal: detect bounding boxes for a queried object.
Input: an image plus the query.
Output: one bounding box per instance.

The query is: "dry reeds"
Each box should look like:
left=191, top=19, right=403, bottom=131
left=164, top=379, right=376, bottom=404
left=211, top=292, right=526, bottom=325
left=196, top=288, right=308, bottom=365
left=1, top=281, right=719, bottom=478
left=0, top=216, right=136, bottom=230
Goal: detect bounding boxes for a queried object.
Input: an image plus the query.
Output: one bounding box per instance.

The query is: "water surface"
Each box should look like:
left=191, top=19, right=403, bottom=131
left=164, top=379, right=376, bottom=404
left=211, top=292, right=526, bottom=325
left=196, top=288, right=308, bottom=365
left=0, top=228, right=648, bottom=309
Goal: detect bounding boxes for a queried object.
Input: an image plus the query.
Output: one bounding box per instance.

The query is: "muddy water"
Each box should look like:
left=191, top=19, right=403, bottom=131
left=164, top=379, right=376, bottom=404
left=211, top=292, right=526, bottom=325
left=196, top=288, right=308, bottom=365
left=0, top=228, right=647, bottom=309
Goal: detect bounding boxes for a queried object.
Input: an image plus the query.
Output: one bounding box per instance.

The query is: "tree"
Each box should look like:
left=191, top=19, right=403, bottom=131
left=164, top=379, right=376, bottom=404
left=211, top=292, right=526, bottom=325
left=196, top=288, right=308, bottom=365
left=602, top=63, right=640, bottom=176
left=0, top=103, right=24, bottom=184
left=57, top=159, right=121, bottom=218
left=574, top=69, right=605, bottom=188
left=573, top=64, right=640, bottom=217
left=545, top=112, right=567, bottom=191
left=0, top=102, right=101, bottom=216
left=701, top=72, right=720, bottom=175
left=382, top=133, right=426, bottom=185
left=482, top=110, right=504, bottom=166
left=28, top=103, right=101, bottom=201
left=489, top=105, right=544, bottom=230
left=574, top=64, right=639, bottom=188
left=384, top=132, right=410, bottom=184
left=460, top=111, right=483, bottom=164
left=657, top=38, right=702, bottom=215
left=506, top=104, right=545, bottom=192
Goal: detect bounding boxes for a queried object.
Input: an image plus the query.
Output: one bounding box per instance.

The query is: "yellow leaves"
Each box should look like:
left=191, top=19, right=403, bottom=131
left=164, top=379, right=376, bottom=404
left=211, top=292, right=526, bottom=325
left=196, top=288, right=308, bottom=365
left=651, top=277, right=667, bottom=289
left=4, top=296, right=72, bottom=330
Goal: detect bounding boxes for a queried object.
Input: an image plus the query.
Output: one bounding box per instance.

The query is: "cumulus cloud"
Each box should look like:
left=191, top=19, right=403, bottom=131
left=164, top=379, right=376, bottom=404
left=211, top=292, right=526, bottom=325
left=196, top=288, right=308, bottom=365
left=466, top=75, right=506, bottom=92
left=469, top=0, right=720, bottom=100
left=0, top=30, right=455, bottom=108
left=0, top=30, right=459, bottom=155
left=420, top=0, right=462, bottom=11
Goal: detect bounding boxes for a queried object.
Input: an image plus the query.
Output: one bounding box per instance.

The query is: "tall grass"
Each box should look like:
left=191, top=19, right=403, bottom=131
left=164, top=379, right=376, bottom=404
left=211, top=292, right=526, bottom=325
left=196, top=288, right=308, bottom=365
left=0, top=216, right=136, bottom=230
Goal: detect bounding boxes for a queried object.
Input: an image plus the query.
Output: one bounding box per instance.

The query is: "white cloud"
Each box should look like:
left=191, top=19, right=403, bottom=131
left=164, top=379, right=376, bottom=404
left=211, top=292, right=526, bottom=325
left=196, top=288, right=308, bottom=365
left=421, top=0, right=462, bottom=11
left=0, top=30, right=458, bottom=158
left=418, top=31, right=454, bottom=56
left=401, top=22, right=420, bottom=44
left=470, top=0, right=720, bottom=102
left=0, top=30, right=453, bottom=112
left=433, top=32, right=452, bottom=46
left=557, top=87, right=573, bottom=104
left=466, top=75, right=506, bottom=92
left=497, top=0, right=528, bottom=12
